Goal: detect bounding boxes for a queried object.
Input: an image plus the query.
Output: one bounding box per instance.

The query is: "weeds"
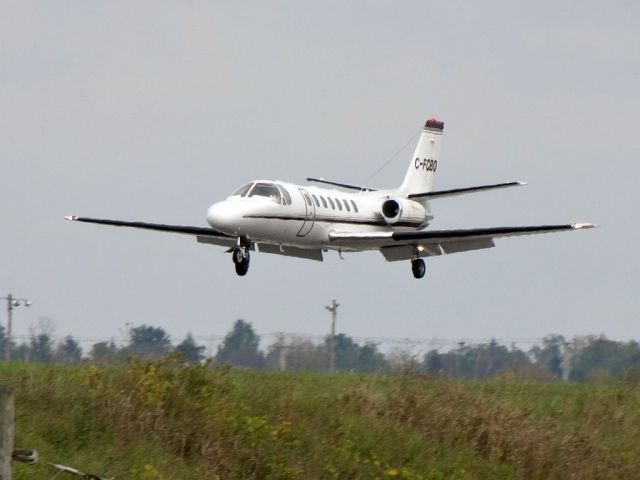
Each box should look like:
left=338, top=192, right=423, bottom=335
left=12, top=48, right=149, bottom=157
left=0, top=361, right=638, bottom=478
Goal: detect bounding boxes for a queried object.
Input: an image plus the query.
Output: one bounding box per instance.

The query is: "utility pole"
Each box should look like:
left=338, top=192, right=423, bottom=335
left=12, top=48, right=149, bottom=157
left=455, top=341, right=465, bottom=378
left=561, top=342, right=573, bottom=382
left=325, top=300, right=339, bottom=372
left=2, top=295, right=32, bottom=362
left=277, top=333, right=287, bottom=371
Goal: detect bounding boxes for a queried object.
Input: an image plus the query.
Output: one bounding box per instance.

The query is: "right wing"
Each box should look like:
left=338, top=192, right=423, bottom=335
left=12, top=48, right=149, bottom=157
left=329, top=223, right=596, bottom=261
left=65, top=215, right=237, bottom=248
left=65, top=216, right=321, bottom=258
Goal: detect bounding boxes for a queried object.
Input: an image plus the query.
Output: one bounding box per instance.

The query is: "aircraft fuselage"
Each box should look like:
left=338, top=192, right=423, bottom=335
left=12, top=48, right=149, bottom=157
left=206, top=181, right=430, bottom=252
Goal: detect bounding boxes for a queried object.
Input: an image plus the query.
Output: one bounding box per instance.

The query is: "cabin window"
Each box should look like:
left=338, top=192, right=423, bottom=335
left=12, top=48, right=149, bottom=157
left=311, top=194, right=320, bottom=207
left=279, top=185, right=292, bottom=205
left=327, top=197, right=335, bottom=209
left=303, top=193, right=312, bottom=206
left=249, top=182, right=282, bottom=203
left=231, top=183, right=253, bottom=197
left=343, top=199, right=350, bottom=212
left=350, top=200, right=358, bottom=213
left=335, top=198, right=342, bottom=211
left=320, top=196, right=328, bottom=208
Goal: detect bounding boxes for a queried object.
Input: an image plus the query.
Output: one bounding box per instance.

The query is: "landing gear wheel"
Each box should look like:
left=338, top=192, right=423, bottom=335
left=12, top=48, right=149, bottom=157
left=232, top=247, right=250, bottom=276
left=411, top=258, right=426, bottom=279
left=235, top=257, right=249, bottom=276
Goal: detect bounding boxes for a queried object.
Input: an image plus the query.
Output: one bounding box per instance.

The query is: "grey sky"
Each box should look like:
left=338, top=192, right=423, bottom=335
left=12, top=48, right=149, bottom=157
left=1, top=2, right=638, bottom=350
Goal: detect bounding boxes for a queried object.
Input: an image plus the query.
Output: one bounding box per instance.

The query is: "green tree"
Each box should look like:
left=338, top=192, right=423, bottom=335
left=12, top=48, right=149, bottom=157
left=422, top=342, right=531, bottom=379
left=570, top=336, right=640, bottom=382
left=175, top=333, right=206, bottom=363
left=128, top=325, right=171, bottom=360
left=12, top=343, right=30, bottom=362
left=89, top=340, right=120, bottom=365
left=0, top=325, right=6, bottom=359
left=216, top=319, right=263, bottom=369
left=326, top=334, right=387, bottom=372
left=265, top=338, right=326, bottom=371
left=357, top=343, right=388, bottom=373
left=55, top=335, right=83, bottom=364
left=26, top=317, right=56, bottom=363
left=530, top=334, right=566, bottom=379
left=423, top=350, right=443, bottom=375
left=29, top=333, right=53, bottom=363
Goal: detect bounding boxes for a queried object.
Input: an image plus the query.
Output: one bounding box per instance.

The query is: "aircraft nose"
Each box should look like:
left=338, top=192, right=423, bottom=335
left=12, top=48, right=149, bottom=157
left=207, top=201, right=243, bottom=235
left=206, top=202, right=236, bottom=233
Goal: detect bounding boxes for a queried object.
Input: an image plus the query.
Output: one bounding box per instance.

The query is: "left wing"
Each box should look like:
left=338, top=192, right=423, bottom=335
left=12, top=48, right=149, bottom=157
left=65, top=215, right=237, bottom=248
left=329, top=223, right=596, bottom=261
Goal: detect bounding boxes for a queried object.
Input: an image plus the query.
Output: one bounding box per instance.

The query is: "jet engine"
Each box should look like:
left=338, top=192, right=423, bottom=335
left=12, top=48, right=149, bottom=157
left=380, top=197, right=427, bottom=226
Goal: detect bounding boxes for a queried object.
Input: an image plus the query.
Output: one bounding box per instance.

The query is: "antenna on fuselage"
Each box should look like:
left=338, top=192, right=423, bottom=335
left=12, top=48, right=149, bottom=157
left=359, top=126, right=421, bottom=186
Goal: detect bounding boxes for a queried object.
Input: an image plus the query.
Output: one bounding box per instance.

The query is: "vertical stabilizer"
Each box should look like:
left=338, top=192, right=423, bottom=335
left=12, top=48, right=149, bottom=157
left=397, top=118, right=444, bottom=197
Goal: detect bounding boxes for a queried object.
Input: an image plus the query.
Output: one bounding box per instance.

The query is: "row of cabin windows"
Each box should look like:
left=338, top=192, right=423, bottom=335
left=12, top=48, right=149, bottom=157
left=232, top=182, right=359, bottom=213
left=306, top=193, right=358, bottom=213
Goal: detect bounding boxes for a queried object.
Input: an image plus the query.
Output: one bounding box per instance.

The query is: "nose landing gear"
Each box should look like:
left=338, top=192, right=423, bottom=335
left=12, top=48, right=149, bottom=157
left=411, top=258, right=426, bottom=279
left=232, top=236, right=251, bottom=276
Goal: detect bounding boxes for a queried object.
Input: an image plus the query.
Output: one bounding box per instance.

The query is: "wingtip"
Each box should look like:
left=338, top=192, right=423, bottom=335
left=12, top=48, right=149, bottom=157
left=517, top=181, right=528, bottom=186
left=64, top=215, right=78, bottom=221
left=572, top=222, right=597, bottom=229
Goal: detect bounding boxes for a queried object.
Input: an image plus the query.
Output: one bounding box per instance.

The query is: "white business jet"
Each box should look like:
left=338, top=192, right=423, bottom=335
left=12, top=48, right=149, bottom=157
left=65, top=118, right=595, bottom=279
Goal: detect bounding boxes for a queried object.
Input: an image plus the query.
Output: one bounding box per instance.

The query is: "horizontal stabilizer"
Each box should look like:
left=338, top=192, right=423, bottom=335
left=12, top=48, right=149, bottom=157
left=306, top=177, right=376, bottom=192
left=408, top=181, right=526, bottom=200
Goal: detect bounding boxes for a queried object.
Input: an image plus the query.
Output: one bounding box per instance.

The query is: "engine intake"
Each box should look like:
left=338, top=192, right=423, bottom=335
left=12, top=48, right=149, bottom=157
left=381, top=199, right=402, bottom=223
left=380, top=197, right=427, bottom=226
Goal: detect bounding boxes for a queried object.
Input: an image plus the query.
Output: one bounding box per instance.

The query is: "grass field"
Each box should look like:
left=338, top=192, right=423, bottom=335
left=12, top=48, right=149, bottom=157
left=1, top=358, right=639, bottom=479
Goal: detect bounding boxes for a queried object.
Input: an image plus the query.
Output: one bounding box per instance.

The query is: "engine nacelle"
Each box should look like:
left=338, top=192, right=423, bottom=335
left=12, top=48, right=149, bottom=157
left=380, top=197, right=427, bottom=226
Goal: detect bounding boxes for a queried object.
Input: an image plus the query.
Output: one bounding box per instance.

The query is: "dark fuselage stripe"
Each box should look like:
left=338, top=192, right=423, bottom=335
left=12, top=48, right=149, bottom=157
left=243, top=214, right=424, bottom=228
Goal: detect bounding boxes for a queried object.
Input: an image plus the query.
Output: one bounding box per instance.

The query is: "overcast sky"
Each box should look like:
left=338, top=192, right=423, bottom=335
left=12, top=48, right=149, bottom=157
left=1, top=2, right=638, bottom=351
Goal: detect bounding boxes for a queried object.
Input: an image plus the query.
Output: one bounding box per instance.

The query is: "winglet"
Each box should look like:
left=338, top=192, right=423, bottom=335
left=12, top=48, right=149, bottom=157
left=572, top=222, right=597, bottom=229
left=64, top=215, right=78, bottom=221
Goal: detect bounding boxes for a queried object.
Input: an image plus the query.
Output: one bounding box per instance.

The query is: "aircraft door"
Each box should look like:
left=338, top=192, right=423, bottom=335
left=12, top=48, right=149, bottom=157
left=297, top=188, right=316, bottom=237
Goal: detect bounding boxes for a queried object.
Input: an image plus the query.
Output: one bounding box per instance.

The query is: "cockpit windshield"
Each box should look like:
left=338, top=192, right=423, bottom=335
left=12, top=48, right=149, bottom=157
left=231, top=183, right=253, bottom=197
left=230, top=181, right=291, bottom=205
left=249, top=182, right=282, bottom=203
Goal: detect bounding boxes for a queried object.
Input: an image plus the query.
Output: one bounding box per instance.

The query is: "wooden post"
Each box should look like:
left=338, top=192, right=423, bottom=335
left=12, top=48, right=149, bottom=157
left=0, top=386, right=14, bottom=480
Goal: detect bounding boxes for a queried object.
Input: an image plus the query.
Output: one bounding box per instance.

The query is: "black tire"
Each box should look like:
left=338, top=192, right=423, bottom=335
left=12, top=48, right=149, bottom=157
left=235, top=259, right=249, bottom=276
left=234, top=251, right=250, bottom=276
left=411, top=258, right=426, bottom=279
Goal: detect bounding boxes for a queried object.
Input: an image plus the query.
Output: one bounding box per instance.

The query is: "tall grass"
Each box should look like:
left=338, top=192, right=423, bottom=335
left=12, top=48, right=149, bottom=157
left=0, top=359, right=638, bottom=479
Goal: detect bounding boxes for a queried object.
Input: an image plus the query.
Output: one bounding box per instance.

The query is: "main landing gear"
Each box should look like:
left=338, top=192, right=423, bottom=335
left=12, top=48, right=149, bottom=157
left=411, top=258, right=426, bottom=279
left=232, top=236, right=251, bottom=276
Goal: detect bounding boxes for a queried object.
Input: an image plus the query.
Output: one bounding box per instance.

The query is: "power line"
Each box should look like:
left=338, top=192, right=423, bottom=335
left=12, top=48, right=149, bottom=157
left=7, top=333, right=548, bottom=351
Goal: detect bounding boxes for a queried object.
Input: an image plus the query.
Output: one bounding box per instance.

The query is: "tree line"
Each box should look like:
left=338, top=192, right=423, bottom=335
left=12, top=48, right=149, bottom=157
left=2, top=320, right=639, bottom=383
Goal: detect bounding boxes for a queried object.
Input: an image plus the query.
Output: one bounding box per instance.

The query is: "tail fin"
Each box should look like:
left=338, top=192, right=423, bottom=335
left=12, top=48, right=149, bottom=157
left=397, top=118, right=444, bottom=197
